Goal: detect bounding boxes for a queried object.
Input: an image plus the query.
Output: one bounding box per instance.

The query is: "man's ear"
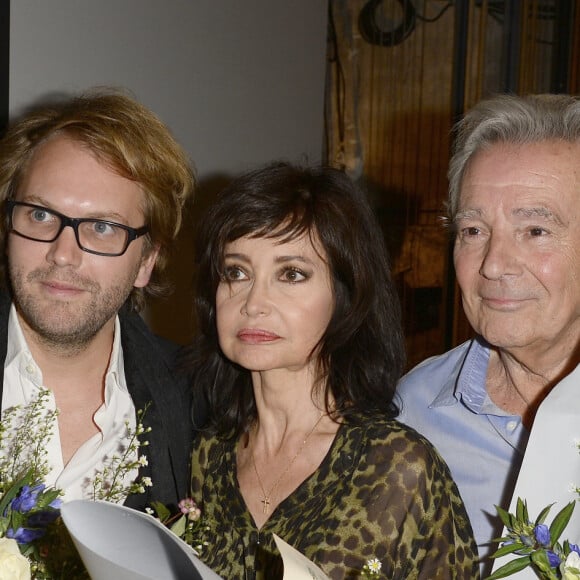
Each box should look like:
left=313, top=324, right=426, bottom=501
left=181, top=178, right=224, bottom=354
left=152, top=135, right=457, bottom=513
left=134, top=245, right=160, bottom=288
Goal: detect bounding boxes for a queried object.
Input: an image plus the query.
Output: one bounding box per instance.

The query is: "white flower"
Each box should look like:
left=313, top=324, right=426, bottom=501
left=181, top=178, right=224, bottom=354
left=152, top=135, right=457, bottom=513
left=365, top=558, right=382, bottom=575
left=141, top=477, right=153, bottom=487
left=188, top=506, right=201, bottom=521
left=561, top=551, right=580, bottom=580
left=137, top=455, right=148, bottom=467
left=0, top=538, right=31, bottom=580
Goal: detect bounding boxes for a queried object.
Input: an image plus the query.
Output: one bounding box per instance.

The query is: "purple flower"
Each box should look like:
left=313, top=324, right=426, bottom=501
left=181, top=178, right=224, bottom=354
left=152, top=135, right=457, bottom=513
left=178, top=498, right=202, bottom=521
left=49, top=498, right=63, bottom=510
left=533, top=524, right=551, bottom=547
left=10, top=484, right=45, bottom=513
left=570, top=543, right=580, bottom=555
left=6, top=526, right=45, bottom=544
left=178, top=498, right=196, bottom=514
left=27, top=509, right=61, bottom=527
left=546, top=550, right=561, bottom=568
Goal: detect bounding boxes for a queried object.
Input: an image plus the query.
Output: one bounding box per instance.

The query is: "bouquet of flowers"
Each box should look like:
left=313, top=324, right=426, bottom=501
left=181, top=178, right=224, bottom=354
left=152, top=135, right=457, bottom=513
left=0, top=389, right=62, bottom=578
left=0, top=390, right=153, bottom=579
left=489, top=498, right=580, bottom=580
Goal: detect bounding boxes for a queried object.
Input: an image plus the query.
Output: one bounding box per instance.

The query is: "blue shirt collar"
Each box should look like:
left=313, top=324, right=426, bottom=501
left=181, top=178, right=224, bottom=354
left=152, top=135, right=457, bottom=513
left=431, top=336, right=509, bottom=415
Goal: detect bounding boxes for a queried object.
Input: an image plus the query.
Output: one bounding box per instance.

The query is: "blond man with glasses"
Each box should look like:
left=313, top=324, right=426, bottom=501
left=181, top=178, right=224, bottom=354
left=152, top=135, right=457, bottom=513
left=0, top=89, right=197, bottom=512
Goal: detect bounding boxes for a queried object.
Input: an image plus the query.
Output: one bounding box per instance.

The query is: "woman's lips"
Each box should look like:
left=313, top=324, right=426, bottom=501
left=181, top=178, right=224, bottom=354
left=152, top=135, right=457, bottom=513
left=237, top=328, right=280, bottom=343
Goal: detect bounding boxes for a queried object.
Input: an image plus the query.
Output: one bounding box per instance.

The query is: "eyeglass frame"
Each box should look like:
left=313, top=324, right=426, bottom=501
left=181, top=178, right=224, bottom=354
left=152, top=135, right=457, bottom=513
left=5, top=200, right=149, bottom=257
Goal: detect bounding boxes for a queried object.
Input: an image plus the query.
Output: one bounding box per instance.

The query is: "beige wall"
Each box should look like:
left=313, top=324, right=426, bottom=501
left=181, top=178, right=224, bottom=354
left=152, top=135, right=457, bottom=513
left=9, top=0, right=328, bottom=343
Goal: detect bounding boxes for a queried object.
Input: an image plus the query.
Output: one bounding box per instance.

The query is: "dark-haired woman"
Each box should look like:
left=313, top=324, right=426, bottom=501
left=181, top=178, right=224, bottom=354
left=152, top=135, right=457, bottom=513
left=189, top=162, right=479, bottom=579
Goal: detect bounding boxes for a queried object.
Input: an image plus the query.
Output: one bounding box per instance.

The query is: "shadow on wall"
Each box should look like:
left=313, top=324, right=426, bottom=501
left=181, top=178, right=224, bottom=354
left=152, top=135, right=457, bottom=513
left=147, top=170, right=447, bottom=352
left=145, top=173, right=233, bottom=345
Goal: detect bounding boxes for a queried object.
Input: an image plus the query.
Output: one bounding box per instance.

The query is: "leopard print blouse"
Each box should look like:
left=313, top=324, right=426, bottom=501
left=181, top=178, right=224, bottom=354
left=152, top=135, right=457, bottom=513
left=190, top=414, right=479, bottom=579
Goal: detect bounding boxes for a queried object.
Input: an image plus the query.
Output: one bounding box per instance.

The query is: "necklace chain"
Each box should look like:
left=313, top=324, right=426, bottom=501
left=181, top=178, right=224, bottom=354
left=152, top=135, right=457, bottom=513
left=251, top=414, right=324, bottom=514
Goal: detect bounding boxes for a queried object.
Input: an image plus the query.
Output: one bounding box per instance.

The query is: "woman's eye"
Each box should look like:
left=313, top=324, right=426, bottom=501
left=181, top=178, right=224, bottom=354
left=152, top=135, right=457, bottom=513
left=223, top=266, right=247, bottom=282
left=281, top=268, right=307, bottom=283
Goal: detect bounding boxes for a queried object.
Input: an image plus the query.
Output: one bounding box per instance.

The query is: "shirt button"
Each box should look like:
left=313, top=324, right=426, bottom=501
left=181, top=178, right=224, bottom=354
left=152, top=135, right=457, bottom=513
left=25, top=364, right=35, bottom=374
left=507, top=420, right=518, bottom=431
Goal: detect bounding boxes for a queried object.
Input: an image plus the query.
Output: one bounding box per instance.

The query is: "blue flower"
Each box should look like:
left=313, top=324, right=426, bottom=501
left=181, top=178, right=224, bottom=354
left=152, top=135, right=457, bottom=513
left=50, top=497, right=63, bottom=509
left=6, top=526, right=46, bottom=544
left=27, top=509, right=61, bottom=527
left=533, top=524, right=551, bottom=547
left=10, top=483, right=45, bottom=513
left=570, top=543, right=580, bottom=555
left=546, top=550, right=561, bottom=568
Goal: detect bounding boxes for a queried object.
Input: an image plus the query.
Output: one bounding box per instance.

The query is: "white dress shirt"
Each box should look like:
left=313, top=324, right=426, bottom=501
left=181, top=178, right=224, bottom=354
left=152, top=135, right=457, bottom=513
left=1, top=305, right=137, bottom=502
left=491, top=363, right=580, bottom=578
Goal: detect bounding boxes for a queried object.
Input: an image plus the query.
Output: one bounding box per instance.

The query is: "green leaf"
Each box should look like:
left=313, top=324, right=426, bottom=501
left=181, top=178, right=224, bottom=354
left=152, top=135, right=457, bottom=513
left=496, top=505, right=514, bottom=529
left=10, top=510, right=26, bottom=531
left=535, top=503, right=555, bottom=526
left=516, top=498, right=529, bottom=523
left=170, top=514, right=187, bottom=538
left=549, top=501, right=575, bottom=543
left=37, top=488, right=62, bottom=509
left=19, top=544, right=34, bottom=557
left=530, top=550, right=554, bottom=573
left=491, top=542, right=529, bottom=558
left=486, top=555, right=531, bottom=579
left=150, top=501, right=171, bottom=522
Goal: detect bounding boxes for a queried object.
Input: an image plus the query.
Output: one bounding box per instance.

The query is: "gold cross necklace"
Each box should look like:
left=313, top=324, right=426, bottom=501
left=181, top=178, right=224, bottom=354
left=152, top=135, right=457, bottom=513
left=251, top=413, right=324, bottom=514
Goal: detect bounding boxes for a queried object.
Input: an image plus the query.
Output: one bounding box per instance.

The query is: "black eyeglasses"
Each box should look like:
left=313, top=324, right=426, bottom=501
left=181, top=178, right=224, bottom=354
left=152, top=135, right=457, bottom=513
left=6, top=201, right=149, bottom=257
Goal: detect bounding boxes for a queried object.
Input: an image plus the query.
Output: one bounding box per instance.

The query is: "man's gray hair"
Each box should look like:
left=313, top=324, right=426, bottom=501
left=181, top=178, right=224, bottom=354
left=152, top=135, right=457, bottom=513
left=448, top=93, right=580, bottom=221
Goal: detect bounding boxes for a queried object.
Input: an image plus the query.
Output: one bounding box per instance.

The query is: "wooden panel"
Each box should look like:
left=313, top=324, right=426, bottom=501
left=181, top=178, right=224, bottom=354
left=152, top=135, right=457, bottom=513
left=570, top=3, right=580, bottom=92
left=326, top=0, right=575, bottom=368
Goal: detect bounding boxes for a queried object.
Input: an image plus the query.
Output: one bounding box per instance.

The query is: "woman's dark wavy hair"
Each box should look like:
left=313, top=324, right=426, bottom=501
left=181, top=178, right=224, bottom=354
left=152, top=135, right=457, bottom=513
left=191, top=162, right=405, bottom=437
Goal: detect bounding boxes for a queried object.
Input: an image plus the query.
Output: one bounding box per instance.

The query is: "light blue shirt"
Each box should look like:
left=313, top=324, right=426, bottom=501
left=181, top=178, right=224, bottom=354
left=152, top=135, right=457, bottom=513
left=396, top=336, right=529, bottom=577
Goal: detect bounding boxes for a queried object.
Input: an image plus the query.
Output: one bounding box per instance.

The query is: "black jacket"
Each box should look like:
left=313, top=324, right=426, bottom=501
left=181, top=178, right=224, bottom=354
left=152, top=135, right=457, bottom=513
left=0, top=291, right=195, bottom=512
